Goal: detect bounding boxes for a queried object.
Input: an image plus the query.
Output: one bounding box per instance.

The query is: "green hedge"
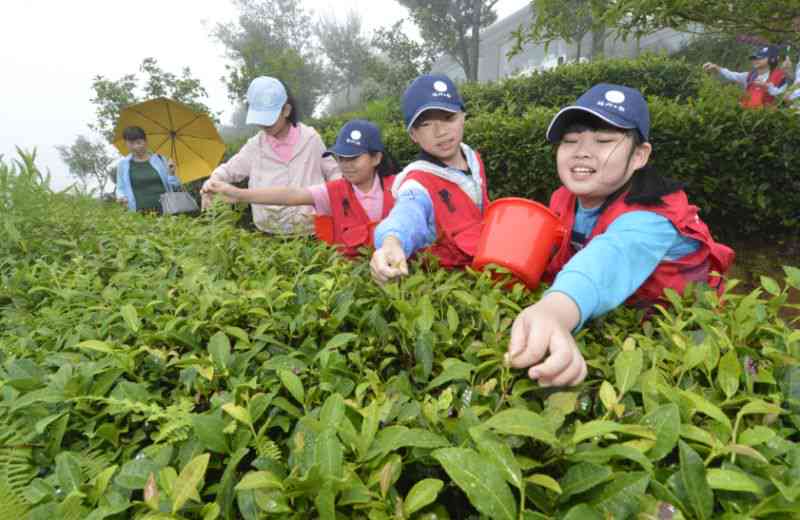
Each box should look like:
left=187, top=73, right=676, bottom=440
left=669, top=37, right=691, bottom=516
left=315, top=54, right=705, bottom=133
left=3, top=151, right=800, bottom=519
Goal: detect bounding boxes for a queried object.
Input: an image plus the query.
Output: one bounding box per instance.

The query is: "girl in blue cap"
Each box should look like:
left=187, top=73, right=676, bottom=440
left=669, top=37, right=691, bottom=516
left=505, top=83, right=734, bottom=387
left=201, top=76, right=341, bottom=235
left=202, top=120, right=398, bottom=257
left=703, top=45, right=788, bottom=108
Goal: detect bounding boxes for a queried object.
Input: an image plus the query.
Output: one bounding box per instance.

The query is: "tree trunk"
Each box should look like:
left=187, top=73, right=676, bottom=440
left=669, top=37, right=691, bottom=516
left=469, top=0, right=481, bottom=81
left=591, top=23, right=606, bottom=58
left=576, top=37, right=583, bottom=62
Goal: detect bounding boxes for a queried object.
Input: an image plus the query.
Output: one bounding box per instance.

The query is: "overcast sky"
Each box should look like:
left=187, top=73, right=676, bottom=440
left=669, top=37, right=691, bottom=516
left=1, top=0, right=528, bottom=191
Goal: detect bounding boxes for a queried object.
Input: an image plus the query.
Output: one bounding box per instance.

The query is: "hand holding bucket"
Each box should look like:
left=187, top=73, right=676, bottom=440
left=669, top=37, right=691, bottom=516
left=472, top=197, right=566, bottom=289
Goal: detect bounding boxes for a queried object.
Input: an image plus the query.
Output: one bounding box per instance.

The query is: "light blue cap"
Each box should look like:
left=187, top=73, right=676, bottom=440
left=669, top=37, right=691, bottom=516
left=246, top=76, right=288, bottom=126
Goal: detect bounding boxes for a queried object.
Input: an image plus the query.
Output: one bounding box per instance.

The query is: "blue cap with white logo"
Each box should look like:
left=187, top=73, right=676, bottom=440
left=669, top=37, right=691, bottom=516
left=246, top=76, right=288, bottom=126
left=402, top=74, right=465, bottom=130
left=323, top=120, right=385, bottom=157
left=750, top=45, right=778, bottom=60
left=546, top=83, right=650, bottom=143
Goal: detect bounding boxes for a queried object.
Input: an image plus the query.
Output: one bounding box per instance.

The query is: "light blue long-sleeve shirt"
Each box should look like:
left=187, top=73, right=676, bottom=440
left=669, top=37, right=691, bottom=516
left=115, top=154, right=180, bottom=211
left=374, top=144, right=484, bottom=257
left=718, top=67, right=788, bottom=96
left=547, top=202, right=700, bottom=330
left=788, top=62, right=800, bottom=102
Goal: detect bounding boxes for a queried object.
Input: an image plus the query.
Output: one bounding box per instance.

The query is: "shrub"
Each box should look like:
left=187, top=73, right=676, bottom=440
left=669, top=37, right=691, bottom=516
left=1, top=150, right=800, bottom=519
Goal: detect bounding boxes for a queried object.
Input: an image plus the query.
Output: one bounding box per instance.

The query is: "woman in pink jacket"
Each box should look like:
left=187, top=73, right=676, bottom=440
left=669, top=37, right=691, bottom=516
left=201, top=76, right=341, bottom=235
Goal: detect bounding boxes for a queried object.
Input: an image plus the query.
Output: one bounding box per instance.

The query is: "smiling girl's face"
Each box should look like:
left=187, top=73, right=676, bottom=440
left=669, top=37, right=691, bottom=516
left=556, top=122, right=652, bottom=208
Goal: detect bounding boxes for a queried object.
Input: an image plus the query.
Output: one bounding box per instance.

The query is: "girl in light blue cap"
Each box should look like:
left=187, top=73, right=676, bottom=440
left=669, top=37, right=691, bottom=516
left=201, top=76, right=341, bottom=235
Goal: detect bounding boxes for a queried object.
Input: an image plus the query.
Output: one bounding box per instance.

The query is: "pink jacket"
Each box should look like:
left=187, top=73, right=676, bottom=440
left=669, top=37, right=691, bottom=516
left=210, top=123, right=341, bottom=234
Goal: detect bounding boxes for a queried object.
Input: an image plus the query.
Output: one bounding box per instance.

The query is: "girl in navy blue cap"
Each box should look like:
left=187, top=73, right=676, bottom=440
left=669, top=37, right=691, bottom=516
left=505, top=84, right=734, bottom=387
left=202, top=120, right=398, bottom=257
left=703, top=46, right=788, bottom=108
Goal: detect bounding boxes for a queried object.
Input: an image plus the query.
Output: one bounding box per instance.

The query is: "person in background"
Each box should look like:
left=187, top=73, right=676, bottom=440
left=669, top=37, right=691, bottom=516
left=115, top=126, right=179, bottom=213
left=505, top=84, right=734, bottom=387
left=781, top=17, right=800, bottom=110
left=703, top=45, right=788, bottom=108
left=370, top=74, right=489, bottom=283
left=201, top=76, right=340, bottom=234
left=201, top=120, right=397, bottom=257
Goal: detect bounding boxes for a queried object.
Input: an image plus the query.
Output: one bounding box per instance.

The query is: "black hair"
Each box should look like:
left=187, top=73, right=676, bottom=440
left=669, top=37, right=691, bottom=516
left=555, top=112, right=684, bottom=211
left=374, top=150, right=399, bottom=179
left=122, top=126, right=146, bottom=141
left=277, top=79, right=300, bottom=126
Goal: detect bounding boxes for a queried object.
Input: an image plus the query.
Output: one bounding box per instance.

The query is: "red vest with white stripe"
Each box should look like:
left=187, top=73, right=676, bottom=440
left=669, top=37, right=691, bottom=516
left=327, top=176, right=395, bottom=257
left=547, top=187, right=735, bottom=307
left=742, top=68, right=786, bottom=108
left=403, top=152, right=490, bottom=268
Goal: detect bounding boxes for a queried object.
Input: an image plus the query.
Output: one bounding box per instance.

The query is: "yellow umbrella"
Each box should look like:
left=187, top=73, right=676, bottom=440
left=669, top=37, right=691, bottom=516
left=113, top=97, right=225, bottom=183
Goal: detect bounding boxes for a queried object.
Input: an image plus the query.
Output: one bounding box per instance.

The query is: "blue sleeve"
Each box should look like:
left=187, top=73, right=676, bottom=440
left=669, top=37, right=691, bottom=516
left=374, top=187, right=436, bottom=257
left=167, top=174, right=181, bottom=188
left=546, top=211, right=691, bottom=330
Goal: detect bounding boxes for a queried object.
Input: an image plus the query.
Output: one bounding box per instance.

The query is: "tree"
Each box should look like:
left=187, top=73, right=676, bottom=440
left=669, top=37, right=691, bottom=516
left=361, top=20, right=438, bottom=101
left=604, top=0, right=799, bottom=43
left=315, top=11, right=373, bottom=105
left=213, top=0, right=328, bottom=118
left=56, top=136, right=115, bottom=196
left=90, top=57, right=212, bottom=143
left=398, top=0, right=500, bottom=82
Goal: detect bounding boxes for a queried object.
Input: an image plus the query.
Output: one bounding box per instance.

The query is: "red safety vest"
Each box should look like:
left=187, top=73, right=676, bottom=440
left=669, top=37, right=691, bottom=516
left=326, top=176, right=395, bottom=257
left=741, top=68, right=786, bottom=108
left=403, top=153, right=490, bottom=268
left=547, top=187, right=735, bottom=307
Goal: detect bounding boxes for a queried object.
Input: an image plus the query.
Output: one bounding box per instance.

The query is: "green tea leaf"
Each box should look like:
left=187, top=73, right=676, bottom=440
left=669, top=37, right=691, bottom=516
left=471, top=428, right=523, bottom=490
left=192, top=413, right=229, bottom=454
left=278, top=369, right=305, bottom=405
left=55, top=452, right=83, bottom=493
left=598, top=381, right=618, bottom=411
left=324, top=333, right=358, bottom=350
left=480, top=408, right=559, bottom=447
left=589, top=471, right=650, bottom=519
left=739, top=425, right=776, bottom=446
left=717, top=349, right=741, bottom=400
left=642, top=403, right=680, bottom=460
left=572, top=420, right=654, bottom=444
left=367, top=425, right=449, bottom=459
left=614, top=349, right=643, bottom=396
left=235, top=470, right=284, bottom=491
left=404, top=479, right=444, bottom=516
left=559, top=462, right=613, bottom=500
left=208, top=332, right=231, bottom=370
left=707, top=468, right=763, bottom=495
left=526, top=473, right=562, bottom=494
left=315, top=429, right=344, bottom=479
left=760, top=275, right=781, bottom=296
left=121, top=303, right=141, bottom=333
left=681, top=390, right=732, bottom=432
left=562, top=504, right=604, bottom=520
left=432, top=447, right=517, bottom=520
left=679, top=441, right=713, bottom=520
left=425, top=358, right=474, bottom=391
left=222, top=403, right=252, bottom=427
left=172, top=453, right=210, bottom=513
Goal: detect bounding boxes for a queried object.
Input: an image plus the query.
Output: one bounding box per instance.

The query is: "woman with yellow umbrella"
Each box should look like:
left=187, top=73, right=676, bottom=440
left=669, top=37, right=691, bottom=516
left=114, top=126, right=181, bottom=212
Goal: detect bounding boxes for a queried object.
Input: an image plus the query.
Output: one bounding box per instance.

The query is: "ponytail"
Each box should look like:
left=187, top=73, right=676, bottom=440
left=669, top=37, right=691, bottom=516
left=374, top=150, right=399, bottom=178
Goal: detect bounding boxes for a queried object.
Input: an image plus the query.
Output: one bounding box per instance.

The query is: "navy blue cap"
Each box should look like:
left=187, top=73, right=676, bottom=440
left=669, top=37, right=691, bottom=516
left=402, top=74, right=465, bottom=130
left=323, top=119, right=384, bottom=157
left=750, top=45, right=779, bottom=60
left=546, top=83, right=650, bottom=143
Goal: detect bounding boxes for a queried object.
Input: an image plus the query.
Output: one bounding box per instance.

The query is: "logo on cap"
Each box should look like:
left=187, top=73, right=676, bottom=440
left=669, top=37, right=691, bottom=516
left=433, top=81, right=448, bottom=93
left=605, top=90, right=626, bottom=104
left=350, top=130, right=362, bottom=140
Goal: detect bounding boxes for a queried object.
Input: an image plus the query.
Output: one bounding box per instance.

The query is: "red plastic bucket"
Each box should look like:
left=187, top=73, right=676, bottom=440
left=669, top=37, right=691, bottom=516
left=314, top=215, right=335, bottom=244
left=472, top=197, right=566, bottom=289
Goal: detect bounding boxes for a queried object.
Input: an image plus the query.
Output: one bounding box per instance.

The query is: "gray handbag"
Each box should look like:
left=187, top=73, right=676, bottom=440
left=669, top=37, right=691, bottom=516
left=160, top=182, right=199, bottom=215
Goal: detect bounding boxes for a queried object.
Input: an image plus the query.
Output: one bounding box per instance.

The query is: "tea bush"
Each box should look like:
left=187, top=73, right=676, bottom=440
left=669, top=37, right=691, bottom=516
left=1, top=151, right=799, bottom=519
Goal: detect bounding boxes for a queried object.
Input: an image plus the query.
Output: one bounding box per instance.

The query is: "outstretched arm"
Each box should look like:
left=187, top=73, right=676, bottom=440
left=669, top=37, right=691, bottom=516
left=202, top=179, right=314, bottom=206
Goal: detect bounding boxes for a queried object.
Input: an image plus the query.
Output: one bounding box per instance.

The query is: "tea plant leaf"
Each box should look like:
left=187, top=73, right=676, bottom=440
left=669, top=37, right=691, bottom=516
left=315, top=481, right=336, bottom=520
left=642, top=403, right=680, bottom=461
left=235, top=471, right=284, bottom=491
left=679, top=441, right=713, bottom=520
left=525, top=473, right=562, bottom=494
left=598, top=381, right=618, bottom=411
left=278, top=369, right=305, bottom=405
left=425, top=358, right=474, bottom=391
left=171, top=453, right=210, bottom=513
left=208, top=332, right=231, bottom=370
left=558, top=462, right=613, bottom=501
left=480, top=408, right=559, bottom=447
left=572, top=420, right=655, bottom=444
left=432, top=447, right=517, bottom=520
left=562, top=504, right=604, bottom=520
left=614, top=349, right=643, bottom=396
left=324, top=333, right=358, bottom=351
left=717, top=349, right=741, bottom=400
left=192, top=414, right=229, bottom=454
left=707, top=468, right=763, bottom=495
left=760, top=275, right=781, bottom=296
left=55, top=452, right=83, bottom=494
left=739, top=425, right=775, bottom=446
left=589, top=471, right=650, bottom=519
left=367, top=426, right=449, bottom=459
left=404, top=479, right=444, bottom=516
left=120, top=304, right=141, bottom=333
left=221, top=403, right=252, bottom=427
left=315, top=429, right=344, bottom=479
left=471, top=428, right=523, bottom=490
left=319, top=393, right=345, bottom=428
left=680, top=390, right=732, bottom=432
